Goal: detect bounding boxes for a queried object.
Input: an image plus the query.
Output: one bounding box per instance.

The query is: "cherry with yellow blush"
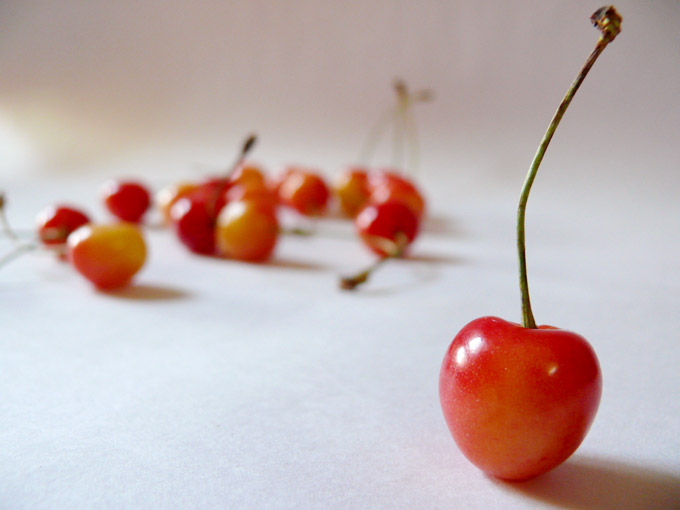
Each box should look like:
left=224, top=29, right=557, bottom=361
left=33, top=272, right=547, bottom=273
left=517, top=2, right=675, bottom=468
left=439, top=6, right=621, bottom=481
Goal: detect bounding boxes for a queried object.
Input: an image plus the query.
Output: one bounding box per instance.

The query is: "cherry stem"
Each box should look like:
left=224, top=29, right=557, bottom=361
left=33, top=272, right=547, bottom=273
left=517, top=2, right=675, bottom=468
left=517, top=6, right=621, bottom=329
left=340, top=232, right=408, bottom=290
left=0, top=242, right=37, bottom=269
left=0, top=192, right=20, bottom=243
left=208, top=133, right=258, bottom=216
left=358, top=79, right=432, bottom=176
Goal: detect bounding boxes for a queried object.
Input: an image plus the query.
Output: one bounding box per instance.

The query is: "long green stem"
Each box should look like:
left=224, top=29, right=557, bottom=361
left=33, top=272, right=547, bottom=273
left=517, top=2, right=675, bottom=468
left=518, top=6, right=622, bottom=328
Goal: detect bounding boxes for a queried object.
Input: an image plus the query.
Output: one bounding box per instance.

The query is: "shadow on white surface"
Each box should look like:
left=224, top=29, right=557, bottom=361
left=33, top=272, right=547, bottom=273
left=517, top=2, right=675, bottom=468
left=266, top=257, right=331, bottom=271
left=407, top=252, right=466, bottom=266
left=497, top=456, right=680, bottom=510
left=105, top=283, right=191, bottom=301
left=422, top=215, right=467, bottom=237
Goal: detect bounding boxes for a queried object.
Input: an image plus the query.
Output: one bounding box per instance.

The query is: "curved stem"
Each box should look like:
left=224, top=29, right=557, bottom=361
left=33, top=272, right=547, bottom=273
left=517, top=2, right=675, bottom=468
left=518, top=6, right=622, bottom=328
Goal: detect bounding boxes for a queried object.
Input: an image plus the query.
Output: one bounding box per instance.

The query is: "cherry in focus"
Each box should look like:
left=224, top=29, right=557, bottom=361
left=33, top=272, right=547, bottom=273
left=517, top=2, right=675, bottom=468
left=438, top=6, right=620, bottom=480
left=101, top=180, right=151, bottom=223
left=368, top=170, right=426, bottom=219
left=67, top=223, right=146, bottom=289
left=439, top=317, right=601, bottom=480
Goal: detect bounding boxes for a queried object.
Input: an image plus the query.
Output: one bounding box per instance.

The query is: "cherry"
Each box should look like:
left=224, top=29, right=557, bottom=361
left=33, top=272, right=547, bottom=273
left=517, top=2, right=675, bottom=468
left=215, top=200, right=279, bottom=262
left=100, top=180, right=152, bottom=223
left=35, top=205, right=91, bottom=246
left=355, top=201, right=419, bottom=258
left=439, top=6, right=621, bottom=480
left=333, top=167, right=370, bottom=217
left=168, top=134, right=258, bottom=255
left=67, top=223, right=147, bottom=289
left=340, top=200, right=420, bottom=289
left=368, top=169, right=426, bottom=219
left=156, top=181, right=199, bottom=225
left=170, top=195, right=217, bottom=255
left=277, top=167, right=330, bottom=216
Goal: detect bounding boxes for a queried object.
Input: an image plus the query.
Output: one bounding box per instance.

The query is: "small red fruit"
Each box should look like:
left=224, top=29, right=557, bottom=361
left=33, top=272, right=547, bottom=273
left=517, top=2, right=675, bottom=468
left=355, top=201, right=419, bottom=257
left=67, top=223, right=146, bottom=289
left=170, top=195, right=217, bottom=255
left=35, top=205, right=90, bottom=245
left=215, top=200, right=279, bottom=262
left=439, top=317, right=601, bottom=480
left=333, top=167, right=370, bottom=217
left=156, top=182, right=199, bottom=225
left=101, top=180, right=151, bottom=223
left=368, top=170, right=426, bottom=219
left=277, top=168, right=330, bottom=216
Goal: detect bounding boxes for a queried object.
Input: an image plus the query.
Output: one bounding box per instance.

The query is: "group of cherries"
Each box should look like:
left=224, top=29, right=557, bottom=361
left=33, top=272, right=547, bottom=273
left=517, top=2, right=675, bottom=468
left=1, top=134, right=426, bottom=291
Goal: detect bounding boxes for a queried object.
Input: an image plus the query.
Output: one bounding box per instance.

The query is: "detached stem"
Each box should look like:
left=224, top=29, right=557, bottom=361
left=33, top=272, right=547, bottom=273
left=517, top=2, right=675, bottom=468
left=518, top=6, right=621, bottom=328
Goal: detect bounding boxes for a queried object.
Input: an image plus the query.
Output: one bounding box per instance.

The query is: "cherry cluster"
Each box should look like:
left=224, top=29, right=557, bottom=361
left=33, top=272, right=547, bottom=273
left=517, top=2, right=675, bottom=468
left=0, top=135, right=426, bottom=291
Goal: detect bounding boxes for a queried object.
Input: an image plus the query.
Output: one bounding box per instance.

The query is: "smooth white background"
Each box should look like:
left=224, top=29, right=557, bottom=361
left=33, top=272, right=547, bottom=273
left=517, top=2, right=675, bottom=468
left=1, top=1, right=679, bottom=509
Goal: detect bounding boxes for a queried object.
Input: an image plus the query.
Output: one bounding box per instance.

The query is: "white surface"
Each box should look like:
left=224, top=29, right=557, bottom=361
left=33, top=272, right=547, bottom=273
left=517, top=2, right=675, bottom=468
left=2, top=1, right=680, bottom=509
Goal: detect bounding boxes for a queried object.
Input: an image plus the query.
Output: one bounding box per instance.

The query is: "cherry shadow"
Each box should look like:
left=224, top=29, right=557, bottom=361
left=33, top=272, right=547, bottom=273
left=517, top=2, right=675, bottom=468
left=495, top=456, right=680, bottom=510
left=265, top=257, right=329, bottom=271
left=407, top=252, right=466, bottom=265
left=105, top=283, right=191, bottom=301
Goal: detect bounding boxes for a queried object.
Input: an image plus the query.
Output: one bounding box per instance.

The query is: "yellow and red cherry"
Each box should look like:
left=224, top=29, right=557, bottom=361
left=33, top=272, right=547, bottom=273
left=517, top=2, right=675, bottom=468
left=229, top=163, right=267, bottom=190
left=215, top=200, right=279, bottom=262
left=439, top=6, right=620, bottom=480
left=368, top=169, right=426, bottom=219
left=355, top=201, right=419, bottom=257
left=100, top=180, right=151, bottom=223
left=156, top=181, right=199, bottom=225
left=277, top=167, right=330, bottom=216
left=440, top=317, right=601, bottom=480
left=333, top=167, right=370, bottom=217
left=67, top=223, right=146, bottom=290
left=35, top=205, right=90, bottom=246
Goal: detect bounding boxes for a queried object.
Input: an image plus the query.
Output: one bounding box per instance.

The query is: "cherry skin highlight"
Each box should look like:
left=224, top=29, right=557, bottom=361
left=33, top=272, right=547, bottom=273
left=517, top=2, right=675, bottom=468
left=439, top=317, right=601, bottom=481
left=67, top=223, right=146, bottom=289
left=156, top=181, right=199, bottom=225
left=100, top=180, right=151, bottom=223
left=35, top=205, right=90, bottom=246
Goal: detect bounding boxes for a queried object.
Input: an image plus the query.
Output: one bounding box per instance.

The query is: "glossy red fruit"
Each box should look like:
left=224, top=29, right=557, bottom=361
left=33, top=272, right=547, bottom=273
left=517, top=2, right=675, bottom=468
left=215, top=200, right=279, bottom=262
left=101, top=180, right=151, bottom=223
left=368, top=170, right=426, bottom=219
left=170, top=195, right=217, bottom=255
left=67, top=223, right=146, bottom=289
left=277, top=167, right=330, bottom=216
left=355, top=201, right=419, bottom=257
left=333, top=167, right=370, bottom=217
left=439, top=316, right=602, bottom=481
left=156, top=181, right=199, bottom=225
left=35, top=205, right=90, bottom=245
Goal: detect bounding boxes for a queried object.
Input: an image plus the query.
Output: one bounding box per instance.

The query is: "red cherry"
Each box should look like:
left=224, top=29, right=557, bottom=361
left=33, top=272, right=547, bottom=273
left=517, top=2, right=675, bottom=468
left=439, top=317, right=601, bottom=480
left=438, top=6, right=620, bottom=480
left=215, top=200, right=279, bottom=262
left=355, top=201, right=419, bottom=257
left=156, top=181, right=199, bottom=225
left=170, top=195, right=217, bottom=255
left=100, top=180, right=151, bottom=223
left=333, top=167, right=370, bottom=217
left=277, top=168, right=330, bottom=216
left=67, top=223, right=146, bottom=289
left=35, top=205, right=90, bottom=245
left=368, top=170, right=426, bottom=219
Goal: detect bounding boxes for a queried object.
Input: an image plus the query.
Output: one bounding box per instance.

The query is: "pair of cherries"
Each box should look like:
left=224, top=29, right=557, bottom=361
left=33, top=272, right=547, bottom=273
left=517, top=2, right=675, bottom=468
left=28, top=179, right=151, bottom=290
